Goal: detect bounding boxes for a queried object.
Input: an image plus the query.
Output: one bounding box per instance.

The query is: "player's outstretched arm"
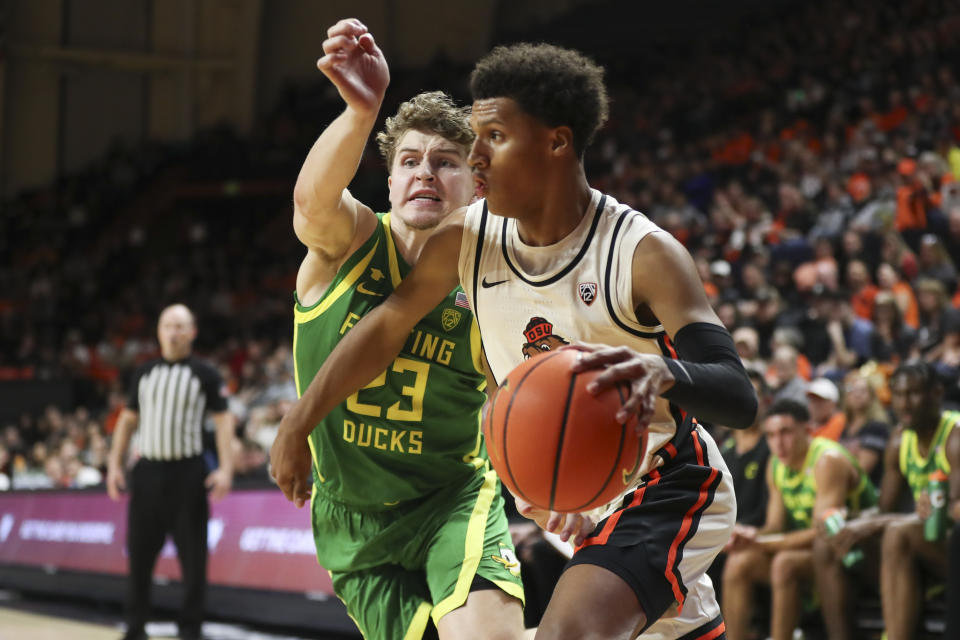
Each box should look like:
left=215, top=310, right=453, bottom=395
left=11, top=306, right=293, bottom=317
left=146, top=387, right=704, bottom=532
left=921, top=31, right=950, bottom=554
left=270, top=214, right=465, bottom=506
left=292, top=18, right=389, bottom=259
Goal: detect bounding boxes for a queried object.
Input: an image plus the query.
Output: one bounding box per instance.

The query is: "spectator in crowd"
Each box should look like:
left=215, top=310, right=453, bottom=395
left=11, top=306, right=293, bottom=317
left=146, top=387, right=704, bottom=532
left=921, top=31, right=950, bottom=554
left=932, top=312, right=960, bottom=410
left=732, top=327, right=761, bottom=367
left=722, top=399, right=877, bottom=640
left=821, top=289, right=876, bottom=375
left=871, top=291, right=919, bottom=364
left=916, top=278, right=960, bottom=355
left=807, top=377, right=844, bottom=441
left=917, top=233, right=957, bottom=292
left=876, top=262, right=919, bottom=329
left=943, top=206, right=960, bottom=269
left=813, top=361, right=958, bottom=640
left=106, top=304, right=236, bottom=640
left=770, top=345, right=808, bottom=404
left=837, top=369, right=892, bottom=486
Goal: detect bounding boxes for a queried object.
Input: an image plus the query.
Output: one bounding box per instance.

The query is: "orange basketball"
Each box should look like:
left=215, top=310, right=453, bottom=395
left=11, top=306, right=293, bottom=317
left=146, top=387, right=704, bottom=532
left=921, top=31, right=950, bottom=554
left=483, top=349, right=647, bottom=513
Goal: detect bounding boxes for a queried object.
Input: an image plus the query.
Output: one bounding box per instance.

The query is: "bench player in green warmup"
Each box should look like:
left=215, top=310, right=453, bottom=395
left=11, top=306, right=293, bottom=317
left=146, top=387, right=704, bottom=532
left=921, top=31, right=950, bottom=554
left=270, top=19, right=525, bottom=639
left=812, top=361, right=960, bottom=640
left=722, top=399, right=877, bottom=640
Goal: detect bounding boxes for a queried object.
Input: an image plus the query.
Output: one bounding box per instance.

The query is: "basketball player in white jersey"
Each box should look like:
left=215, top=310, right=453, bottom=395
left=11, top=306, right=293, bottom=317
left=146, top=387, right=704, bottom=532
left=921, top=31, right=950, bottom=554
left=272, top=40, right=757, bottom=639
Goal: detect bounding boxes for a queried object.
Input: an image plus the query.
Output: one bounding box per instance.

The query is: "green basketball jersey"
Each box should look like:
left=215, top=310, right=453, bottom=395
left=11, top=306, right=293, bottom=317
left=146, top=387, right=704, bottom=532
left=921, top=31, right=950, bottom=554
left=293, top=213, right=488, bottom=509
left=899, top=411, right=960, bottom=500
left=771, top=436, right=878, bottom=531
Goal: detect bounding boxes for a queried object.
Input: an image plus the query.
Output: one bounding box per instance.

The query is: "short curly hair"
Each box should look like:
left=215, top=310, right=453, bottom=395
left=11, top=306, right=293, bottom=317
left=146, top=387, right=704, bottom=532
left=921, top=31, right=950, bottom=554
left=376, top=91, right=474, bottom=172
left=470, top=43, right=609, bottom=156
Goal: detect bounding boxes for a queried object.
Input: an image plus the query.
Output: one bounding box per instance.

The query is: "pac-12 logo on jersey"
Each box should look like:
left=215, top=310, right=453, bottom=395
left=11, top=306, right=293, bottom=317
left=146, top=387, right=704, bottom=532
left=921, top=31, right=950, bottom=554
left=521, top=316, right=569, bottom=359
left=441, top=308, right=462, bottom=331
left=578, top=282, right=597, bottom=305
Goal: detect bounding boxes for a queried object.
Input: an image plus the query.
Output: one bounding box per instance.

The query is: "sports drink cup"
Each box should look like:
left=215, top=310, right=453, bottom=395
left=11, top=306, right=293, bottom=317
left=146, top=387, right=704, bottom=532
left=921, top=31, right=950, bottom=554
left=822, top=508, right=863, bottom=568
left=924, top=469, right=949, bottom=542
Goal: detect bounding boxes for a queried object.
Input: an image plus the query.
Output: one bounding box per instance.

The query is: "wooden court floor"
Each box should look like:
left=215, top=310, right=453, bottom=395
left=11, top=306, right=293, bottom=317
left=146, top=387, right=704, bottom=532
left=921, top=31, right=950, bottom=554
left=0, top=606, right=120, bottom=640
left=0, top=599, right=328, bottom=640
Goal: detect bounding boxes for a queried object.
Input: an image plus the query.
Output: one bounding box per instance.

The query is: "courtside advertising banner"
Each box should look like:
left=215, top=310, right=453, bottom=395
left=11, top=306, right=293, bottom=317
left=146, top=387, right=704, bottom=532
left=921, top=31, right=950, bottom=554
left=0, top=490, right=333, bottom=595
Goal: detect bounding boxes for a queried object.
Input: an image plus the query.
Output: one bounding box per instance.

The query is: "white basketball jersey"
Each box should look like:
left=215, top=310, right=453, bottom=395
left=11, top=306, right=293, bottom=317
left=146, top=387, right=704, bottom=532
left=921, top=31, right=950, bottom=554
left=459, top=188, right=686, bottom=481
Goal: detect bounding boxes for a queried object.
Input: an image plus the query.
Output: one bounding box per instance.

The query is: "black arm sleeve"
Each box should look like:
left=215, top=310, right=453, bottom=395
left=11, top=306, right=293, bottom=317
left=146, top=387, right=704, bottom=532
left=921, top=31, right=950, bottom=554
left=661, top=322, right=758, bottom=429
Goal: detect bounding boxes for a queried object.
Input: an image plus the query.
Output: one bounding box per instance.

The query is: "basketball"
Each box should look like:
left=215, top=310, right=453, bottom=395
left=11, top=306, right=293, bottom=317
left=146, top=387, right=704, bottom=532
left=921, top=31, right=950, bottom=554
left=483, top=349, right=647, bottom=513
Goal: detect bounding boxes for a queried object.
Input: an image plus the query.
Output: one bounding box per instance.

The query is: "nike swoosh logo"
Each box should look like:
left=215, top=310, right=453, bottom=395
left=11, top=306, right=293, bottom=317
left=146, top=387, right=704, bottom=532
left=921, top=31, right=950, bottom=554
left=357, top=282, right=383, bottom=296
left=481, top=277, right=508, bottom=288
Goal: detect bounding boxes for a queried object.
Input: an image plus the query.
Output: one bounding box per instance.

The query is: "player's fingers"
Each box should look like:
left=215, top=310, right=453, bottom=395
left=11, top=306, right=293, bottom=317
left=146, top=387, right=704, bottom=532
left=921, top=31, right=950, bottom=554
left=560, top=514, right=588, bottom=543
left=615, top=389, right=644, bottom=423
left=356, top=32, right=382, bottom=57
left=322, top=34, right=356, bottom=56
left=275, top=472, right=294, bottom=502
left=585, top=358, right=648, bottom=394
left=292, top=474, right=311, bottom=508
left=572, top=346, right=631, bottom=372
left=572, top=519, right=594, bottom=547
left=561, top=341, right=605, bottom=356
left=326, top=18, right=367, bottom=39
left=545, top=512, right=564, bottom=533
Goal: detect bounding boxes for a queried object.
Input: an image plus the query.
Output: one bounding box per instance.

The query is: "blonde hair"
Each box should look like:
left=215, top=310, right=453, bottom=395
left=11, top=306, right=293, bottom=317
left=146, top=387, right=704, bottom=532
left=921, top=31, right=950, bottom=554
left=376, top=91, right=474, bottom=172
left=843, top=370, right=889, bottom=425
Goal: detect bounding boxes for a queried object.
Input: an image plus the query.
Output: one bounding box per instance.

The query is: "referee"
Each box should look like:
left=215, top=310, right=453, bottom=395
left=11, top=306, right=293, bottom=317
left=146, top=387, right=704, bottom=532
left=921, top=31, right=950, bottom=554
left=107, top=304, right=235, bottom=640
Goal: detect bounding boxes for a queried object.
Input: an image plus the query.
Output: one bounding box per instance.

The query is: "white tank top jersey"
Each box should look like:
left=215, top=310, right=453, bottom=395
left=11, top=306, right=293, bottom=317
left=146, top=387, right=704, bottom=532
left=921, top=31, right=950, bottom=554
left=459, top=188, right=686, bottom=484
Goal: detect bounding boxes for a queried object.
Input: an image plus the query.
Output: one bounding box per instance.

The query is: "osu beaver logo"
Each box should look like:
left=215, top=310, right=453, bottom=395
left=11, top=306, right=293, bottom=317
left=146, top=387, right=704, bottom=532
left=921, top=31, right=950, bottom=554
left=522, top=317, right=569, bottom=359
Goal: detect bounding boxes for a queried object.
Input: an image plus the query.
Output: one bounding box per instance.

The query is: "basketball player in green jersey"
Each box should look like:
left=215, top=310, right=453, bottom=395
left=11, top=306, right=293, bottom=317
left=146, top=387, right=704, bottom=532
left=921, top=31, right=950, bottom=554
left=812, top=361, right=960, bottom=640
left=270, top=19, right=525, bottom=640
left=722, top=399, right=877, bottom=640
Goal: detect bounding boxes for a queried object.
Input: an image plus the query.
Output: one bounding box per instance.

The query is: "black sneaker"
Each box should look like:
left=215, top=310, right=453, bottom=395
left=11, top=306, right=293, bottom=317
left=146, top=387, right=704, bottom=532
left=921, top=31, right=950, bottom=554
left=120, top=630, right=147, bottom=640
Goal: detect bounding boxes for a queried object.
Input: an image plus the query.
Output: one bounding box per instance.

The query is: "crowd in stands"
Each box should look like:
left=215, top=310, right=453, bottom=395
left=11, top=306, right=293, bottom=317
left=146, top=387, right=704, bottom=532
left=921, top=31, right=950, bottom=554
left=3, top=0, right=960, bottom=635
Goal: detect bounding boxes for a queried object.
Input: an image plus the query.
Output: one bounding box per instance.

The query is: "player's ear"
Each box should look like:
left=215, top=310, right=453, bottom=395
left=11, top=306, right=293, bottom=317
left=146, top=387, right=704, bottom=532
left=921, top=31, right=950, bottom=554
left=550, top=126, right=574, bottom=155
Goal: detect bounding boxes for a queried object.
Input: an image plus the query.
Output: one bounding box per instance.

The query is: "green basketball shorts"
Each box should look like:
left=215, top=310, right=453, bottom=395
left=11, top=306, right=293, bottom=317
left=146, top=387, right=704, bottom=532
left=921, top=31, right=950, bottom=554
left=312, top=467, right=525, bottom=639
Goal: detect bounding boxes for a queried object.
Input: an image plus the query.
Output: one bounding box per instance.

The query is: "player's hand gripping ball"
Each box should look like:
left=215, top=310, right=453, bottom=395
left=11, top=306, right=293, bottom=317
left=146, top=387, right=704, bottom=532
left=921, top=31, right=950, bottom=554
left=483, top=349, right=647, bottom=513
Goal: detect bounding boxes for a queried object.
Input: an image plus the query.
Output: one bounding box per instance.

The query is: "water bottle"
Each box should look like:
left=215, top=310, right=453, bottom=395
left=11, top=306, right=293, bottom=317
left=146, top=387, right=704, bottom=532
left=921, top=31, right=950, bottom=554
left=923, top=469, right=949, bottom=542
left=822, top=508, right=863, bottom=567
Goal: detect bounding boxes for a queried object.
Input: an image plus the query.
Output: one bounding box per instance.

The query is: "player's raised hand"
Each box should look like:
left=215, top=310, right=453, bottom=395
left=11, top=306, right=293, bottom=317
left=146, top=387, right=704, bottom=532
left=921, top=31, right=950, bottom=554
left=269, top=418, right=313, bottom=508
left=317, top=18, right=389, bottom=118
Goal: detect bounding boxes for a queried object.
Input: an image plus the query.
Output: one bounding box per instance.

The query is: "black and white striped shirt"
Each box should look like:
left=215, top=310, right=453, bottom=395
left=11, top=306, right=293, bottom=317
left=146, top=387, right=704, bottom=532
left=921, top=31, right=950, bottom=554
left=127, top=356, right=228, bottom=461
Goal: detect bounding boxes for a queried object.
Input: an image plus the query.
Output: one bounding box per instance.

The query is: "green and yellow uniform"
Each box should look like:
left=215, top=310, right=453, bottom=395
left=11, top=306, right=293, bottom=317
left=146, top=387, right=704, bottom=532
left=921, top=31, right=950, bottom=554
left=293, top=214, right=523, bottom=639
left=899, top=411, right=960, bottom=500
left=771, top=437, right=878, bottom=531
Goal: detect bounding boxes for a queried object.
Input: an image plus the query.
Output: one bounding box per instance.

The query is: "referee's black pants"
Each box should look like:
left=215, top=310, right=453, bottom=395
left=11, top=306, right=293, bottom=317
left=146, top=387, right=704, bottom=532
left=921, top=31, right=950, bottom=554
left=126, top=456, right=208, bottom=637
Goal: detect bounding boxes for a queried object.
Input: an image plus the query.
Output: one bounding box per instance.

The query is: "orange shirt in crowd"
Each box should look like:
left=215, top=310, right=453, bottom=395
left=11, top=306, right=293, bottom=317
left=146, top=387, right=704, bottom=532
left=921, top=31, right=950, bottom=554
left=895, top=183, right=928, bottom=231
left=851, top=285, right=878, bottom=320
left=892, top=280, right=920, bottom=328
left=812, top=413, right=846, bottom=441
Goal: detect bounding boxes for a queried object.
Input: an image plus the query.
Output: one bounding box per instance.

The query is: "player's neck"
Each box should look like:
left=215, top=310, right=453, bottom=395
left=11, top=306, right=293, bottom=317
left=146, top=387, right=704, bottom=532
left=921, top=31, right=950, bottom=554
left=514, top=169, right=591, bottom=247
left=388, top=217, right=435, bottom=265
